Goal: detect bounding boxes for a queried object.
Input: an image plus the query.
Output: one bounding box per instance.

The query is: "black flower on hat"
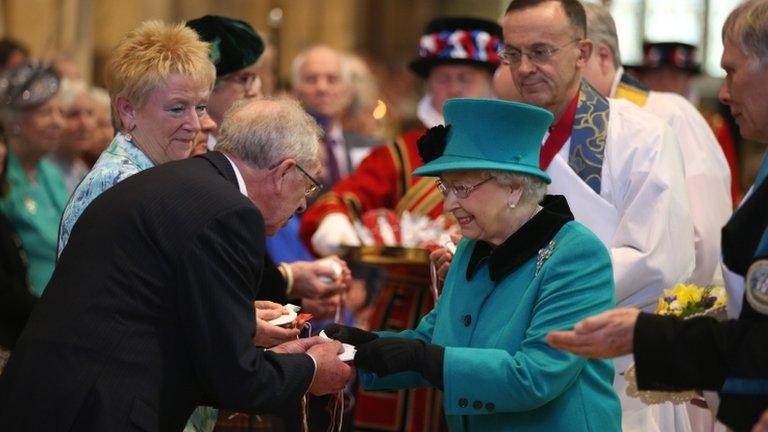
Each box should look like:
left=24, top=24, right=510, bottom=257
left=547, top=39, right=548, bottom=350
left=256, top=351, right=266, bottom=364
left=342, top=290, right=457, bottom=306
left=417, top=124, right=451, bottom=164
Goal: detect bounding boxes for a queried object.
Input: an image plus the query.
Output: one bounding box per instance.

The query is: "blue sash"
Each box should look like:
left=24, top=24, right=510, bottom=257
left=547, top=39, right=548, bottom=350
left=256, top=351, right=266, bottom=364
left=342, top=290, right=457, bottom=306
left=721, top=151, right=768, bottom=395
left=568, top=81, right=610, bottom=194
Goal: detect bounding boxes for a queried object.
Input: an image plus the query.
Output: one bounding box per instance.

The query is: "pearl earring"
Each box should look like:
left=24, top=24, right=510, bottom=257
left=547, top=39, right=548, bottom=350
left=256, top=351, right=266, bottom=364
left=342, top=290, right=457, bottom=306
left=124, top=124, right=136, bottom=142
left=508, top=201, right=516, bottom=209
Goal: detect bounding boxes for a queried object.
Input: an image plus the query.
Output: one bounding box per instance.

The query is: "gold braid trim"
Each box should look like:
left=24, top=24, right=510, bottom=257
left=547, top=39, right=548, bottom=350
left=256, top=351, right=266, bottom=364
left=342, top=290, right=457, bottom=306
left=615, top=82, right=649, bottom=107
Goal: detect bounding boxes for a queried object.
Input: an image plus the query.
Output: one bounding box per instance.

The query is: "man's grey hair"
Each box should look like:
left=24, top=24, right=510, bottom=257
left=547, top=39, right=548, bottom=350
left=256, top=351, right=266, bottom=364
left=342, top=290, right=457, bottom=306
left=488, top=170, right=548, bottom=206
left=290, top=44, right=352, bottom=87
left=583, top=2, right=622, bottom=68
left=723, top=0, right=768, bottom=69
left=215, top=97, right=322, bottom=169
left=89, top=86, right=111, bottom=109
left=59, top=78, right=90, bottom=111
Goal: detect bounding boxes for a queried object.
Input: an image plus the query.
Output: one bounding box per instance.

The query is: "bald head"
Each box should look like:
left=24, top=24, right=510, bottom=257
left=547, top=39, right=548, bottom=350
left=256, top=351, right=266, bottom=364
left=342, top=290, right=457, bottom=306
left=291, top=45, right=351, bottom=119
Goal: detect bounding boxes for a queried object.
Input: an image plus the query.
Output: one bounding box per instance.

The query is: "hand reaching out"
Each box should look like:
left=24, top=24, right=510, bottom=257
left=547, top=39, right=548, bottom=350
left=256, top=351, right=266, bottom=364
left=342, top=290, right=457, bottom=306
left=546, top=308, right=641, bottom=358
left=306, top=340, right=353, bottom=395
left=290, top=256, right=351, bottom=299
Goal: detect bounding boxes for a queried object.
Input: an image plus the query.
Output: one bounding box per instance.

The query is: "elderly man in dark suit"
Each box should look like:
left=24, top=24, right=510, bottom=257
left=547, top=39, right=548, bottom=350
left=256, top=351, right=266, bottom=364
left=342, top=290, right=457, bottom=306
left=0, top=97, right=351, bottom=431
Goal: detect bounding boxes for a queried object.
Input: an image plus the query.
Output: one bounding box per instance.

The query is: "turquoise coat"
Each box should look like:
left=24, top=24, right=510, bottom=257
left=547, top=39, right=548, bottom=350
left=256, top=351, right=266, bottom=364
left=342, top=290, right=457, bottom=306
left=0, top=153, right=68, bottom=296
left=361, top=219, right=621, bottom=431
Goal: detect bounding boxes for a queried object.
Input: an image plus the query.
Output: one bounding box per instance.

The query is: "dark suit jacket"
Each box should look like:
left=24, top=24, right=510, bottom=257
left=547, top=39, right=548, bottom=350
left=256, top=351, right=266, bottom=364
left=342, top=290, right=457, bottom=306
left=0, top=152, right=315, bottom=431
left=634, top=172, right=768, bottom=432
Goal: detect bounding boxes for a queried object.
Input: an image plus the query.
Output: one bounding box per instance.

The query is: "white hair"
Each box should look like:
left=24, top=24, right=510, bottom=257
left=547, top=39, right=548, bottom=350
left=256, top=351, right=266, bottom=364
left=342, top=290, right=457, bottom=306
left=290, top=45, right=351, bottom=88
left=723, top=0, right=768, bottom=69
left=215, top=96, right=322, bottom=169
left=488, top=170, right=548, bottom=205
left=59, top=78, right=90, bottom=111
left=583, top=2, right=622, bottom=68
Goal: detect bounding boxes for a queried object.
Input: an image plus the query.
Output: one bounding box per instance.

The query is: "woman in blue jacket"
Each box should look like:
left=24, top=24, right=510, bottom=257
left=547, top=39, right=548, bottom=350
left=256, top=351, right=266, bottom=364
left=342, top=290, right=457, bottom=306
left=328, top=98, right=621, bottom=431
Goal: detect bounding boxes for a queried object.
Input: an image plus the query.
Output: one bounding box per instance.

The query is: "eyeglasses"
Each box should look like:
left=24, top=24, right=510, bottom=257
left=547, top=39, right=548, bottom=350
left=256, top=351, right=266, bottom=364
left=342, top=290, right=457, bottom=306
left=296, top=163, right=324, bottom=199
left=497, top=39, right=582, bottom=66
left=435, top=177, right=492, bottom=199
left=220, top=71, right=262, bottom=92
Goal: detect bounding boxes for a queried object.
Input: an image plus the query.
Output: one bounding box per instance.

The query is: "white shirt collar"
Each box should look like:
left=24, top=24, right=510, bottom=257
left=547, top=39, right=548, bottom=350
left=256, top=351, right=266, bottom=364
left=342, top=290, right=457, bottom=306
left=608, top=66, right=624, bottom=98
left=207, top=134, right=218, bottom=152
left=416, top=93, right=445, bottom=128
left=223, top=153, right=248, bottom=196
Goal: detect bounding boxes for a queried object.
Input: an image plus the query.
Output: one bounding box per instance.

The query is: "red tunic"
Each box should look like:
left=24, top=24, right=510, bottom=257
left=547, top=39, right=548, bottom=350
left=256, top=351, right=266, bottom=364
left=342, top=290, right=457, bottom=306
left=300, top=129, right=444, bottom=251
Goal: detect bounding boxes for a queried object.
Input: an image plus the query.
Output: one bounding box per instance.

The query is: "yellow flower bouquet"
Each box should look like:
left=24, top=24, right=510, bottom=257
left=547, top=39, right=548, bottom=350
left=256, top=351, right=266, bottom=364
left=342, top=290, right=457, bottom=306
left=655, top=283, right=728, bottom=318
left=626, top=283, right=728, bottom=405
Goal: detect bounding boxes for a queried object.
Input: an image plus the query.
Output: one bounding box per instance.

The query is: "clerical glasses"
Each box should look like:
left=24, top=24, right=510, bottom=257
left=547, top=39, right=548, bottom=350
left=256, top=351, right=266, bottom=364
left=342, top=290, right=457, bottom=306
left=497, top=39, right=582, bottom=66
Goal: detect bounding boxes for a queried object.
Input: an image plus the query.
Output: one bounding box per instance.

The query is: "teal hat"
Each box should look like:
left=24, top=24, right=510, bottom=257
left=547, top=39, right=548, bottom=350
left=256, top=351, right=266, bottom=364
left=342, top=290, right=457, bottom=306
left=413, top=98, right=553, bottom=183
left=187, top=15, right=265, bottom=77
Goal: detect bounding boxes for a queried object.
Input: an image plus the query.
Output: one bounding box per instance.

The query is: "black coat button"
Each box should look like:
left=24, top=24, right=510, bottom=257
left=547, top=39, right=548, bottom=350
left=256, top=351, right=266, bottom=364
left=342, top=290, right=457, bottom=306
left=463, top=314, right=472, bottom=326
left=458, top=398, right=468, bottom=408
left=473, top=400, right=483, bottom=410
left=485, top=402, right=495, bottom=411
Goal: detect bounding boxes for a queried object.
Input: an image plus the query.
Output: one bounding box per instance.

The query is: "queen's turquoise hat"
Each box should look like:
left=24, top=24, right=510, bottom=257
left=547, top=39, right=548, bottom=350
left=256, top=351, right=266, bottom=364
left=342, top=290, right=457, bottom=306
left=413, top=98, right=553, bottom=183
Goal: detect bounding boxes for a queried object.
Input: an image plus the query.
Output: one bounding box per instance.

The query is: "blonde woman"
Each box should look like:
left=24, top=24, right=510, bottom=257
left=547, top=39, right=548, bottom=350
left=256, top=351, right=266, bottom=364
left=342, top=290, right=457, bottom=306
left=58, top=20, right=215, bottom=255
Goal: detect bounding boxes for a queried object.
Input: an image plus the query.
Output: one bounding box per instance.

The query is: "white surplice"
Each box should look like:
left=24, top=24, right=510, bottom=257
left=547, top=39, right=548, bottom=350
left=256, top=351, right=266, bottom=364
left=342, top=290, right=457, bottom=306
left=546, top=97, right=696, bottom=432
left=611, top=69, right=733, bottom=287
left=548, top=97, right=695, bottom=310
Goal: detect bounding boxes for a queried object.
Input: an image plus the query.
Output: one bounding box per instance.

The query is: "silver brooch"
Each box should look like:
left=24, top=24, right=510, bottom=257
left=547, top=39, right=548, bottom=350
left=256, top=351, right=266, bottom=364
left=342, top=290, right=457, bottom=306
left=535, top=240, right=555, bottom=275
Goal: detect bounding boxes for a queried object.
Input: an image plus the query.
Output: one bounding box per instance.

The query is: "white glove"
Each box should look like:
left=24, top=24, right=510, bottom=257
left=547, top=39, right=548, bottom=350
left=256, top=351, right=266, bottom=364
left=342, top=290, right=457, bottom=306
left=311, top=213, right=361, bottom=256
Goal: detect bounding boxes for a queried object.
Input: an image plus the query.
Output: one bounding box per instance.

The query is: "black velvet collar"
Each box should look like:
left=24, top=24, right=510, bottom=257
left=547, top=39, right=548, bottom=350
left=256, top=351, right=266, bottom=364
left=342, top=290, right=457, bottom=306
left=466, top=195, right=574, bottom=282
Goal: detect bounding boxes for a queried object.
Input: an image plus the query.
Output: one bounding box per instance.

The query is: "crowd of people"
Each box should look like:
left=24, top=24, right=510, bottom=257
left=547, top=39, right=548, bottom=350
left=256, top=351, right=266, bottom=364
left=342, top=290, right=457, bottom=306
left=0, top=0, right=767, bottom=431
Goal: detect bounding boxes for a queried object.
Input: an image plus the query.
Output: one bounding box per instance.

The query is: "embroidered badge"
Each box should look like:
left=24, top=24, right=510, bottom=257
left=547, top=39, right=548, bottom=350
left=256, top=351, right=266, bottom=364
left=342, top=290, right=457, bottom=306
left=536, top=240, right=555, bottom=275
left=746, top=259, right=768, bottom=315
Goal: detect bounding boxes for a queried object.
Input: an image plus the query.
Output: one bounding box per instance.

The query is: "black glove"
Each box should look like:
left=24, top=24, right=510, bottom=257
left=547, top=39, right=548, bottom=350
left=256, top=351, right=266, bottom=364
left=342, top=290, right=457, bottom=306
left=355, top=337, right=445, bottom=389
left=324, top=324, right=378, bottom=345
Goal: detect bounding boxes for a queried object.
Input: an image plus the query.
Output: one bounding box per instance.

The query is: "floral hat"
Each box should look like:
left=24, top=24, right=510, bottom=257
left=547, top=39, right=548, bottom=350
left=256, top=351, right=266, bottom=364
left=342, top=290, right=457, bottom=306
left=0, top=62, right=60, bottom=109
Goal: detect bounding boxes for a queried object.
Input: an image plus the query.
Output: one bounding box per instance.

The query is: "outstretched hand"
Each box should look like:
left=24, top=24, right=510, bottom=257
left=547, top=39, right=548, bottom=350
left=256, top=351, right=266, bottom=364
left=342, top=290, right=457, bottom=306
left=546, top=308, right=641, bottom=358
left=307, top=340, right=353, bottom=395
left=324, top=323, right=378, bottom=345
left=290, top=256, right=351, bottom=299
left=354, top=337, right=428, bottom=377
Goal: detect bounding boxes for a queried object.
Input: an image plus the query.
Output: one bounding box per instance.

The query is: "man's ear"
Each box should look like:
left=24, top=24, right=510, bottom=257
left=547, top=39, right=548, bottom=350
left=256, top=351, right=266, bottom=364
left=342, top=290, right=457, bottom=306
left=271, top=158, right=296, bottom=193
left=597, top=43, right=615, bottom=75
left=577, top=39, right=595, bottom=68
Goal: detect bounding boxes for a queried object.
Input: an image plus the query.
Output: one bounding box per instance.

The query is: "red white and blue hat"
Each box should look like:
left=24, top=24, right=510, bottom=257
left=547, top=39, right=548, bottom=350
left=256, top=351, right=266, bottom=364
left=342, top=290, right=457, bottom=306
left=410, top=17, right=503, bottom=78
left=637, top=41, right=701, bottom=74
